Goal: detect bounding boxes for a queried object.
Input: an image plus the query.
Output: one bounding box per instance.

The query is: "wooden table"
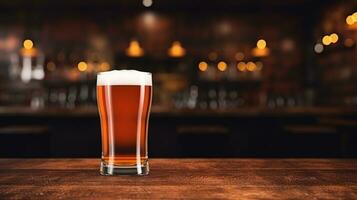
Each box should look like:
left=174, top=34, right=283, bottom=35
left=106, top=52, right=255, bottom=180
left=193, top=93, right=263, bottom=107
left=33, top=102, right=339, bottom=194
left=1, top=159, right=357, bottom=199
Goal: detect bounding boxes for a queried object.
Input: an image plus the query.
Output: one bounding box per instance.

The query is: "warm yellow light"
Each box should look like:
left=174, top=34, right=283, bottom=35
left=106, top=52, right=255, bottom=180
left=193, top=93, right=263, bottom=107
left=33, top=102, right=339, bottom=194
left=237, top=62, right=246, bottom=71
left=322, top=35, right=331, bottom=45
left=346, top=15, right=354, bottom=25
left=217, top=61, right=227, bottom=72
left=352, top=12, right=357, bottom=21
left=126, top=40, right=144, bottom=57
left=257, top=39, right=267, bottom=49
left=23, top=39, right=33, bottom=50
left=99, top=62, right=111, bottom=71
left=330, top=33, right=338, bottom=43
left=252, top=48, right=270, bottom=57
left=168, top=41, right=186, bottom=57
left=235, top=52, right=244, bottom=61
left=77, top=61, right=88, bottom=72
left=246, top=62, right=256, bottom=72
left=21, top=39, right=37, bottom=57
left=46, top=62, right=56, bottom=71
left=198, top=61, right=208, bottom=72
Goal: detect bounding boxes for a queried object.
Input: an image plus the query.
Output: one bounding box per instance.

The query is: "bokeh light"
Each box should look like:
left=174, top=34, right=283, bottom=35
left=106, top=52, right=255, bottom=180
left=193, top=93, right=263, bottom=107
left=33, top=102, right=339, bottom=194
left=330, top=33, right=339, bottom=43
left=314, top=43, right=324, bottom=53
left=198, top=61, right=208, bottom=72
left=168, top=41, right=186, bottom=57
left=217, top=61, right=227, bottom=72
left=142, top=0, right=153, bottom=7
left=23, top=39, right=33, bottom=49
left=352, top=12, right=357, bottom=21
left=237, top=62, right=246, bottom=71
left=346, top=15, right=354, bottom=25
left=126, top=40, right=144, bottom=57
left=322, top=36, right=331, bottom=45
left=77, top=61, right=88, bottom=72
left=246, top=62, right=256, bottom=71
left=257, top=39, right=267, bottom=49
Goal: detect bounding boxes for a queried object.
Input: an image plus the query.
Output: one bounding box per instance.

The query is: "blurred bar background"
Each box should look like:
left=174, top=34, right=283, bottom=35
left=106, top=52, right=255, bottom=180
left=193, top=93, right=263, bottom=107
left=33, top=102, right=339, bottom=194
left=0, top=0, right=357, bottom=158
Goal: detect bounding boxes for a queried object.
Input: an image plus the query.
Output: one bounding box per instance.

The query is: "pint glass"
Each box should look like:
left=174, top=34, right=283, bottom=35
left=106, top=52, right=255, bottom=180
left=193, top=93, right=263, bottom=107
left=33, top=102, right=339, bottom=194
left=97, top=70, right=152, bottom=175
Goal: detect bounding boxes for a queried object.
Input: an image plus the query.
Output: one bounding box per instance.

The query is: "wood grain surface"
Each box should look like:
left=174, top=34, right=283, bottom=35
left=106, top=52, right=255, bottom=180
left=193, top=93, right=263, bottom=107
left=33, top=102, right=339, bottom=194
left=0, top=159, right=356, bottom=199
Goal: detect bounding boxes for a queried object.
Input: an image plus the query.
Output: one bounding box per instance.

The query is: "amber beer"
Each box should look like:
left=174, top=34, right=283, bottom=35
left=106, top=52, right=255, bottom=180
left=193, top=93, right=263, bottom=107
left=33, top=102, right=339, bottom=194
left=97, top=70, right=152, bottom=175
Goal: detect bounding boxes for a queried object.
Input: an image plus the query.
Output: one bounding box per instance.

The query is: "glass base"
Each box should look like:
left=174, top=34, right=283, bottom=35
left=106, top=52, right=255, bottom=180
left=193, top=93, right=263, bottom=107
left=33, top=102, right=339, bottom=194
left=100, top=160, right=149, bottom=176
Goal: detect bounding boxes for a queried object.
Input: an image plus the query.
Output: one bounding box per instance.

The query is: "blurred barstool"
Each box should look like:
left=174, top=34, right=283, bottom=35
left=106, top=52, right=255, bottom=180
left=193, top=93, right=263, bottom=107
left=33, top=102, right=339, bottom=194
left=0, top=125, right=50, bottom=157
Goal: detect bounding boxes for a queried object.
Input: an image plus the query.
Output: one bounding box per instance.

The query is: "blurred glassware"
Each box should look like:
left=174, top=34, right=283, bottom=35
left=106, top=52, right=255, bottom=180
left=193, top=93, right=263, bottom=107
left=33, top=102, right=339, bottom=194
left=9, top=54, right=20, bottom=80
left=32, top=53, right=45, bottom=80
left=66, top=86, right=77, bottom=109
left=20, top=39, right=42, bottom=83
left=218, top=88, right=227, bottom=109
left=187, top=85, right=198, bottom=109
left=79, top=84, right=89, bottom=106
left=48, top=88, right=59, bottom=106
left=58, top=89, right=67, bottom=108
left=30, top=91, right=45, bottom=109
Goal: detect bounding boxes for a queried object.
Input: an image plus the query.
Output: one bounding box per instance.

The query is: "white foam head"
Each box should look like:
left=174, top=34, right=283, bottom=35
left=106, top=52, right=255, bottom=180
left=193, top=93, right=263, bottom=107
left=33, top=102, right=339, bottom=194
left=97, top=70, right=152, bottom=86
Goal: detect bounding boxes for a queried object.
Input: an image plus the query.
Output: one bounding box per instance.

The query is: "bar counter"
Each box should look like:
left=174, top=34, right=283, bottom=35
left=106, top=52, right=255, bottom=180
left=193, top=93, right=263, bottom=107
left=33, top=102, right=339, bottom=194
left=0, top=159, right=356, bottom=199
left=1, top=106, right=357, bottom=158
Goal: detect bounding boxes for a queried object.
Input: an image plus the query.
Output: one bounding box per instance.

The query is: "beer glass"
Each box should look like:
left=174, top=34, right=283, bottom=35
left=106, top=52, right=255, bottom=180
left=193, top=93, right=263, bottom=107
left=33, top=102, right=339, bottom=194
left=97, top=70, right=152, bottom=175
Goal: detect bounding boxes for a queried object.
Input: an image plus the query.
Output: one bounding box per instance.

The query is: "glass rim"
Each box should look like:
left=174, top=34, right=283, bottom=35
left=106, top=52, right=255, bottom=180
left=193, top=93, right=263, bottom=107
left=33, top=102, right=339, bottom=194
left=97, top=70, right=152, bottom=76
